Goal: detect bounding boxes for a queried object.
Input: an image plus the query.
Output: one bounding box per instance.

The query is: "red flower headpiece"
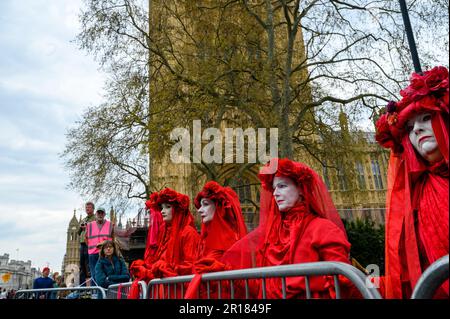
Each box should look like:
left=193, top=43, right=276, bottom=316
left=258, top=158, right=314, bottom=191
left=145, top=188, right=190, bottom=212
left=375, top=66, right=449, bottom=153
left=194, top=181, right=237, bottom=209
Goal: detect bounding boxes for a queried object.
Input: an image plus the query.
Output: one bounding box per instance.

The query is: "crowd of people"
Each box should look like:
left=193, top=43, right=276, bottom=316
left=0, top=288, right=17, bottom=299
left=30, top=267, right=67, bottom=299
left=27, top=65, right=448, bottom=300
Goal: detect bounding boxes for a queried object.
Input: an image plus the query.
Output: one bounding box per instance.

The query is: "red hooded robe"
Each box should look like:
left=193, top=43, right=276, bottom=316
left=375, top=66, right=449, bottom=299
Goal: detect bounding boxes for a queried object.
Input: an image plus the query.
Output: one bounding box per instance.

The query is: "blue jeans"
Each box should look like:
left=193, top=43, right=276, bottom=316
left=88, top=254, right=99, bottom=285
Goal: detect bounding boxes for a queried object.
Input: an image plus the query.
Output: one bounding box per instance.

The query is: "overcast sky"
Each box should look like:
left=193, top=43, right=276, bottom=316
left=0, top=0, right=106, bottom=272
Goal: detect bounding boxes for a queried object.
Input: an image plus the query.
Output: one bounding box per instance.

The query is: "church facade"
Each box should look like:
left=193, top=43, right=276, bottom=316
left=61, top=211, right=81, bottom=287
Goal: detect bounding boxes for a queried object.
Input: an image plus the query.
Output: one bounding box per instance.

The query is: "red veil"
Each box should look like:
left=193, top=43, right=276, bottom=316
left=184, top=181, right=248, bottom=298
left=375, top=66, right=449, bottom=298
left=221, top=159, right=353, bottom=299
left=222, top=158, right=348, bottom=269
left=130, top=188, right=198, bottom=282
left=143, top=206, right=163, bottom=265
left=149, top=188, right=198, bottom=269
left=194, top=181, right=248, bottom=259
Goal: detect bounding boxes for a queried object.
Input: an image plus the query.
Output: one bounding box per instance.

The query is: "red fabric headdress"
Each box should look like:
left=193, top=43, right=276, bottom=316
left=194, top=181, right=247, bottom=252
left=143, top=194, right=163, bottom=264
left=153, top=188, right=196, bottom=265
left=375, top=66, right=449, bottom=298
left=258, top=158, right=346, bottom=235
left=375, top=66, right=449, bottom=157
left=141, top=188, right=196, bottom=266
left=221, top=158, right=347, bottom=271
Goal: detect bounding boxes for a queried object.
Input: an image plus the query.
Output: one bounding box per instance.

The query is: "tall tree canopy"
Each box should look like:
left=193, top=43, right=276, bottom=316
left=62, top=0, right=449, bottom=206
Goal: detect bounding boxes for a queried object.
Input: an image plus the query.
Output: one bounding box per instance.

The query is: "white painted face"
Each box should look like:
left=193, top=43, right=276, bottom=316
left=407, top=112, right=443, bottom=163
left=272, top=176, right=302, bottom=212
left=198, top=198, right=216, bottom=224
left=161, top=203, right=173, bottom=222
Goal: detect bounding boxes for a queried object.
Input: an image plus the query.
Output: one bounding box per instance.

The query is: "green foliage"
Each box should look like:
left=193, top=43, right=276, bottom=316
left=343, top=218, right=385, bottom=275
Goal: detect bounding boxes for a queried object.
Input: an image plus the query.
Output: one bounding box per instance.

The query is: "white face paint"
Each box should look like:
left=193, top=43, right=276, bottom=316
left=198, top=198, right=216, bottom=224
left=272, top=176, right=302, bottom=212
left=161, top=203, right=173, bottom=222
left=407, top=112, right=443, bottom=163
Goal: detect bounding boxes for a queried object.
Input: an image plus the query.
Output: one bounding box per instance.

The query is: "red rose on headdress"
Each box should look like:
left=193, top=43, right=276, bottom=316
left=194, top=181, right=233, bottom=209
left=375, top=115, right=403, bottom=153
left=157, top=188, right=190, bottom=211
left=146, top=188, right=190, bottom=212
left=145, top=192, right=160, bottom=211
left=258, top=158, right=313, bottom=191
left=400, top=66, right=449, bottom=101
left=425, top=66, right=449, bottom=92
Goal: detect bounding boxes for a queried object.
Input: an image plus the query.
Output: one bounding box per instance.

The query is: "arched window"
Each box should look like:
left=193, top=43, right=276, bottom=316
left=230, top=176, right=253, bottom=204
left=355, top=161, right=366, bottom=190
left=229, top=175, right=258, bottom=230
left=371, top=158, right=384, bottom=190
left=322, top=164, right=331, bottom=190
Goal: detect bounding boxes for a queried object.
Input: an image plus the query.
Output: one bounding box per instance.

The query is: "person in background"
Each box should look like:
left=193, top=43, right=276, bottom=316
left=94, top=240, right=130, bottom=290
left=79, top=201, right=96, bottom=286
left=49, top=272, right=60, bottom=299
left=86, top=207, right=113, bottom=286
left=32, top=267, right=54, bottom=299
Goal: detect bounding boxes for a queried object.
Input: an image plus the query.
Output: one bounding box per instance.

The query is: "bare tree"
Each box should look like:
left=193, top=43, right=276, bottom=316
left=63, top=0, right=448, bottom=205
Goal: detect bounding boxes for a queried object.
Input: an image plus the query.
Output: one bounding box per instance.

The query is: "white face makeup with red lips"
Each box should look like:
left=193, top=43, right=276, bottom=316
left=272, top=176, right=302, bottom=212
left=161, top=203, right=173, bottom=222
left=407, top=112, right=443, bottom=163
left=198, top=198, right=216, bottom=224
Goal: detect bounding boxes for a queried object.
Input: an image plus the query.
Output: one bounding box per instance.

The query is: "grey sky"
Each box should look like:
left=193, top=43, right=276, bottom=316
left=0, top=0, right=105, bottom=272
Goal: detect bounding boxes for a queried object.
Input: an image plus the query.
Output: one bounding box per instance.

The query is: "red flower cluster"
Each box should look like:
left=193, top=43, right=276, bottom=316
left=145, top=192, right=160, bottom=211
left=375, top=66, right=449, bottom=153
left=194, top=181, right=237, bottom=209
left=400, top=66, right=448, bottom=102
left=258, top=158, right=314, bottom=191
left=375, top=114, right=403, bottom=153
left=145, top=188, right=190, bottom=211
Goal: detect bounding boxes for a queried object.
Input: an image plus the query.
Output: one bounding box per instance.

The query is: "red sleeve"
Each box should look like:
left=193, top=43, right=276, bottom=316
left=281, top=219, right=353, bottom=298
left=309, top=219, right=362, bottom=299
left=310, top=218, right=351, bottom=263
left=175, top=227, right=201, bottom=276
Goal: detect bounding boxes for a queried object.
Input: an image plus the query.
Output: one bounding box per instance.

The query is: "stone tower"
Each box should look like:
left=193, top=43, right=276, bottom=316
left=62, top=210, right=81, bottom=287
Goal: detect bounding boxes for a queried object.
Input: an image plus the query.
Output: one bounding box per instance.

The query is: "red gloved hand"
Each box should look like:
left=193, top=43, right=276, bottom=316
left=151, top=260, right=177, bottom=278
left=130, top=260, right=153, bottom=281
left=194, top=258, right=227, bottom=274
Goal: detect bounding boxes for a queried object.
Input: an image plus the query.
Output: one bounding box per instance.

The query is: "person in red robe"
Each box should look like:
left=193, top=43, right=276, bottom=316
left=184, top=181, right=248, bottom=298
left=375, top=66, right=449, bottom=299
left=221, top=158, right=358, bottom=299
left=129, top=188, right=200, bottom=298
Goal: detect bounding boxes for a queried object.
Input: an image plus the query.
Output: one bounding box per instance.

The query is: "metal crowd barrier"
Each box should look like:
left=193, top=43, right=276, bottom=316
left=411, top=254, right=449, bottom=299
left=148, top=261, right=382, bottom=299
left=106, top=281, right=148, bottom=299
left=14, top=286, right=107, bottom=299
